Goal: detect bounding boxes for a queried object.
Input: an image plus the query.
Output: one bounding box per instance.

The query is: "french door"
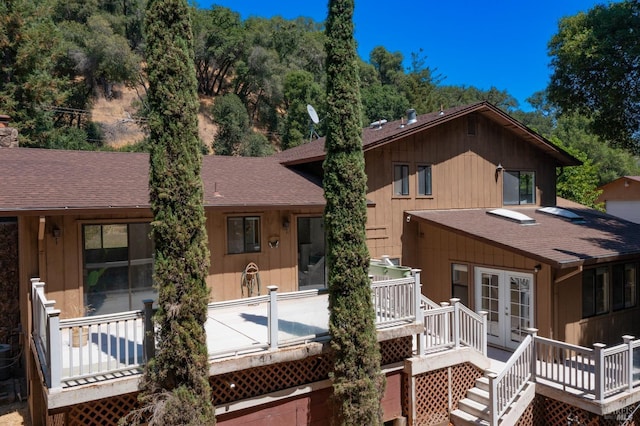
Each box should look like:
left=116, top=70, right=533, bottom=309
left=475, top=267, right=534, bottom=350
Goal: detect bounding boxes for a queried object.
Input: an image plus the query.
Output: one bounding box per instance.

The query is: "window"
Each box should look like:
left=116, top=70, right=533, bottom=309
left=613, top=263, right=637, bottom=310
left=227, top=216, right=261, bottom=254
left=393, top=164, right=409, bottom=196
left=417, top=165, right=432, bottom=196
left=582, top=267, right=609, bottom=317
left=83, top=223, right=154, bottom=315
left=504, top=171, right=535, bottom=205
left=452, top=264, right=469, bottom=306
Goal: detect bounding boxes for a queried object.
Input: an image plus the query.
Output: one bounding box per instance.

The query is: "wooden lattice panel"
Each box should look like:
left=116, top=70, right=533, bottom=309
left=380, top=336, right=413, bottom=365
left=449, top=362, right=483, bottom=411
left=514, top=397, right=536, bottom=426
left=414, top=368, right=449, bottom=425
left=537, top=396, right=600, bottom=426
left=66, top=393, right=139, bottom=426
left=210, top=354, right=332, bottom=404
left=46, top=412, right=65, bottom=426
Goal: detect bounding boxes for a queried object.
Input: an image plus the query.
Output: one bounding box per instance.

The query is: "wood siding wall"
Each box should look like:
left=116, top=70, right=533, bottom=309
left=19, top=207, right=322, bottom=315
left=364, top=113, right=557, bottom=262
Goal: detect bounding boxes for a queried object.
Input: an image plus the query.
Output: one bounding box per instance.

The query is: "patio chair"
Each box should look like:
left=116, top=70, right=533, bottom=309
left=241, top=262, right=261, bottom=297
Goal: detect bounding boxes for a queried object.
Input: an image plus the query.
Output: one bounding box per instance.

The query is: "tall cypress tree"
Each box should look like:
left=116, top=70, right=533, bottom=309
left=324, top=0, right=385, bottom=424
left=130, top=0, right=214, bottom=424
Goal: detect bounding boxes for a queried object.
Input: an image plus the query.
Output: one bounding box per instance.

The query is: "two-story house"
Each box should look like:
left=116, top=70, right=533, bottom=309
left=277, top=101, right=640, bottom=348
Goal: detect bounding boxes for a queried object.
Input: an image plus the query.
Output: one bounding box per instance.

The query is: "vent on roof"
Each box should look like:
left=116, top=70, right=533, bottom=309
left=487, top=208, right=536, bottom=225
left=406, top=109, right=417, bottom=125
left=370, top=119, right=387, bottom=129
left=537, top=206, right=585, bottom=223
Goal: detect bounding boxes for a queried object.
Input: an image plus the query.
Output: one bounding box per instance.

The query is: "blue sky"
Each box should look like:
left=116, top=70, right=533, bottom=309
left=196, top=1, right=607, bottom=110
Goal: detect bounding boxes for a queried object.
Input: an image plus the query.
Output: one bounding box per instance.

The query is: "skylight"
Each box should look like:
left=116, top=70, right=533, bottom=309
left=487, top=208, right=536, bottom=225
left=537, top=207, right=585, bottom=223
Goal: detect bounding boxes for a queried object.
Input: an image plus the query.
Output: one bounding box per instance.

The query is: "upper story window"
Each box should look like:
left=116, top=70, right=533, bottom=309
left=417, top=165, right=432, bottom=196
left=227, top=216, right=261, bottom=254
left=393, top=164, right=409, bottom=196
left=503, top=171, right=535, bottom=205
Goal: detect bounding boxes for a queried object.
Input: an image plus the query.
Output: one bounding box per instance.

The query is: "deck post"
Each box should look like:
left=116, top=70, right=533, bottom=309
left=623, top=335, right=634, bottom=393
left=267, top=286, right=279, bottom=350
left=525, top=328, right=538, bottom=382
left=450, top=298, right=460, bottom=349
left=487, top=371, right=498, bottom=426
left=47, top=308, right=62, bottom=390
left=593, top=343, right=606, bottom=401
left=479, top=311, right=488, bottom=356
left=143, top=299, right=155, bottom=362
left=412, top=269, right=424, bottom=355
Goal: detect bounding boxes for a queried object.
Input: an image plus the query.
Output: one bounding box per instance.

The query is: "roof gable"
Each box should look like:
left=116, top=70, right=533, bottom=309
left=274, top=102, right=581, bottom=167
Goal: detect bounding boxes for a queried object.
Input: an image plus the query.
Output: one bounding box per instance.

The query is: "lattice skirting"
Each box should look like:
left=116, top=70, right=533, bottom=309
left=47, top=336, right=412, bottom=425
left=534, top=396, right=640, bottom=426
left=406, top=362, right=483, bottom=426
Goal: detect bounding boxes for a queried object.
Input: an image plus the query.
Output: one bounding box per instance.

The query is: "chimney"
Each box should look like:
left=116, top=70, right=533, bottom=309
left=406, top=108, right=417, bottom=125
left=0, top=115, right=18, bottom=148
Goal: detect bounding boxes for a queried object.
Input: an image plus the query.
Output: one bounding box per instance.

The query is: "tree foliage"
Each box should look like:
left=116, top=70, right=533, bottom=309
left=130, top=0, right=214, bottom=424
left=548, top=0, right=640, bottom=153
left=212, top=93, right=273, bottom=156
left=324, top=0, right=384, bottom=424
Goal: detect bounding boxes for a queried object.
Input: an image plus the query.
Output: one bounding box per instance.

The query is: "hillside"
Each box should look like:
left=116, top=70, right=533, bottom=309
left=91, top=85, right=218, bottom=151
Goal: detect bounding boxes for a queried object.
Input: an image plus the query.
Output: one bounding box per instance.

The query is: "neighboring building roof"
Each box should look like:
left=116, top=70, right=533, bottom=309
left=407, top=204, right=640, bottom=268
left=275, top=102, right=581, bottom=167
left=596, top=176, right=640, bottom=201
left=0, top=148, right=324, bottom=213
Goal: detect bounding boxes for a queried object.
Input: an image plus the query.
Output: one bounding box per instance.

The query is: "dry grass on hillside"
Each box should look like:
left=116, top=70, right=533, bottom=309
left=92, top=85, right=218, bottom=151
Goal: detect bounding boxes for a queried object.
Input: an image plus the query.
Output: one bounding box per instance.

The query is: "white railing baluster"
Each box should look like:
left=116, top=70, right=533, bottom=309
left=623, top=335, right=634, bottom=393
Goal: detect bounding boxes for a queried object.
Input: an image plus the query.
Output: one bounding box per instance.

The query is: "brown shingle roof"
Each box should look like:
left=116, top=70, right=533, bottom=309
left=274, top=102, right=580, bottom=167
left=407, top=205, right=640, bottom=268
left=0, top=148, right=324, bottom=213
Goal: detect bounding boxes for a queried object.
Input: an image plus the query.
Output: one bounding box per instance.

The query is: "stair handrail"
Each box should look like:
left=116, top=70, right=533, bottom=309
left=420, top=294, right=439, bottom=310
left=488, top=329, right=537, bottom=426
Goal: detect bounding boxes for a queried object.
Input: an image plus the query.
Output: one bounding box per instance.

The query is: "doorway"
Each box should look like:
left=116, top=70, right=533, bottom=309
left=475, top=267, right=534, bottom=350
left=297, top=217, right=325, bottom=290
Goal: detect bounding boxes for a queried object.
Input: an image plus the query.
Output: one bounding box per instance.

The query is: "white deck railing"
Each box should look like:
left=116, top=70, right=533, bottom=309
left=488, top=331, right=535, bottom=425
left=371, top=276, right=418, bottom=327
left=421, top=298, right=487, bottom=355
left=31, top=271, right=423, bottom=388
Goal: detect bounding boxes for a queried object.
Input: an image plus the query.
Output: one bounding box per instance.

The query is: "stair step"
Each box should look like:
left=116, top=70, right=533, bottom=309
left=450, top=408, right=490, bottom=426
left=475, top=376, right=490, bottom=392
left=458, top=397, right=490, bottom=421
left=467, top=387, right=490, bottom=405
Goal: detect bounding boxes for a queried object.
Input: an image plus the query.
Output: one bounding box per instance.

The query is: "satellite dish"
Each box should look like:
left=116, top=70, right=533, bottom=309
left=307, top=104, right=320, bottom=124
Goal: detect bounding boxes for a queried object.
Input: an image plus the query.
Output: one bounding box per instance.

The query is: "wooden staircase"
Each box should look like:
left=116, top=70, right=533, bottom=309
left=450, top=375, right=536, bottom=425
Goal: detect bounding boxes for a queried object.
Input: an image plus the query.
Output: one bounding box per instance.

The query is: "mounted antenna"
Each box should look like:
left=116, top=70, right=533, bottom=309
left=307, top=104, right=321, bottom=142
